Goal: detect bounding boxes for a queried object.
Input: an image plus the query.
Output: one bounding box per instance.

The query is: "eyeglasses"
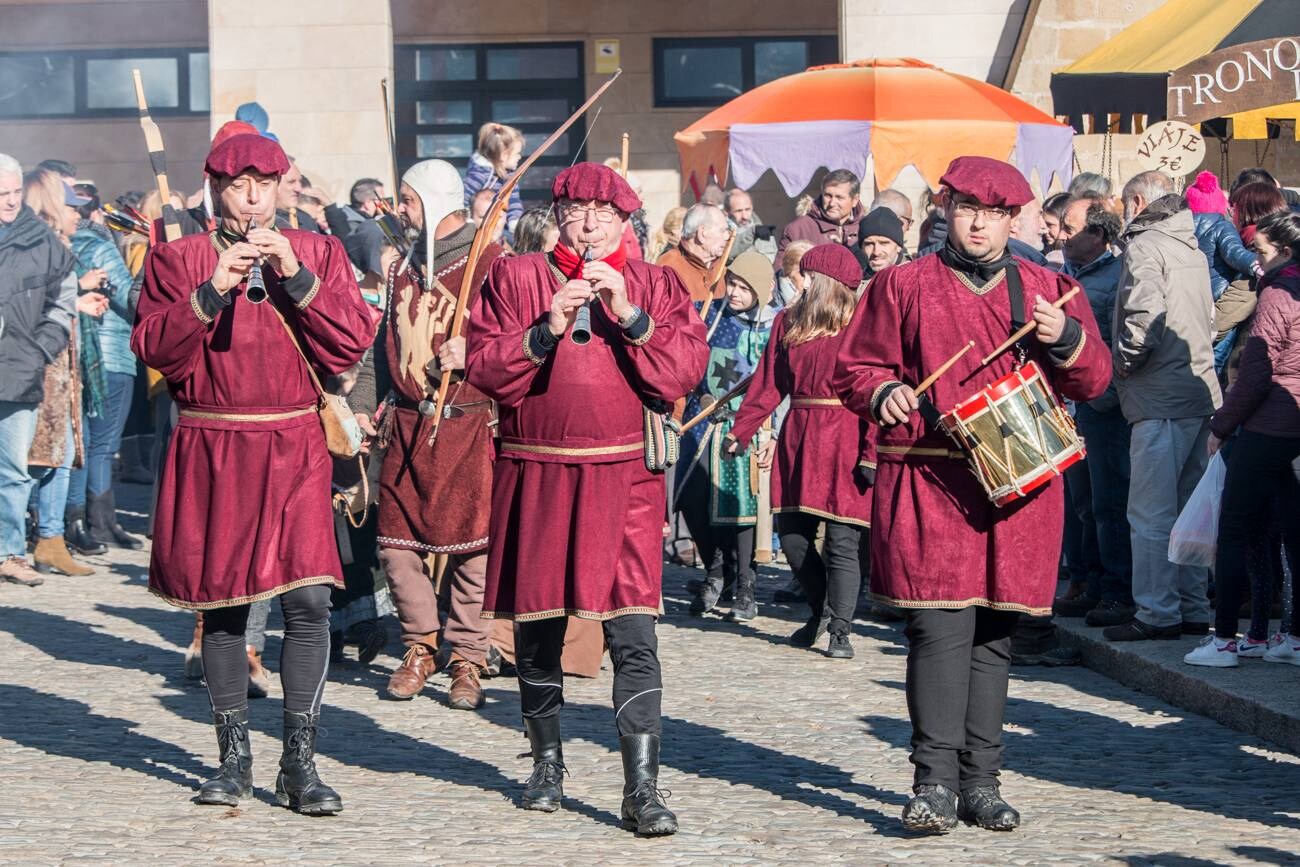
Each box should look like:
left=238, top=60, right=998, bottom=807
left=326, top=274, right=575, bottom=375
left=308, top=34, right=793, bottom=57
left=558, top=203, right=618, bottom=224
left=952, top=202, right=1012, bottom=222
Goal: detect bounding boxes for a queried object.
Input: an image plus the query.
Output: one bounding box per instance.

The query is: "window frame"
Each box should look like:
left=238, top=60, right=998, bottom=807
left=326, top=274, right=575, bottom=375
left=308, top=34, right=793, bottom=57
left=394, top=41, right=587, bottom=208
left=652, top=35, right=838, bottom=109
left=0, top=47, right=208, bottom=120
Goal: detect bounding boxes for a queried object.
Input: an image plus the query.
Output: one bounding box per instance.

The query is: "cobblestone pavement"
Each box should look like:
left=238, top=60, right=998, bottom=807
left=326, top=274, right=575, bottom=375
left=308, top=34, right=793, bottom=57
left=2, top=489, right=1300, bottom=865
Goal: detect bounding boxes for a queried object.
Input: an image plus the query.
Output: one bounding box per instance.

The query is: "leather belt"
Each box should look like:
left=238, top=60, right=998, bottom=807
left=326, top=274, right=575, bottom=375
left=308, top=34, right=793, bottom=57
left=877, top=445, right=966, bottom=460
left=790, top=396, right=843, bottom=408
left=178, top=406, right=315, bottom=423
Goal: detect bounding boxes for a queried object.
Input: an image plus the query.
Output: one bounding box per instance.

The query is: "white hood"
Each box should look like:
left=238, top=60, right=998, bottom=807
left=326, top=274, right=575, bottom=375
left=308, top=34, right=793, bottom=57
left=401, top=159, right=464, bottom=269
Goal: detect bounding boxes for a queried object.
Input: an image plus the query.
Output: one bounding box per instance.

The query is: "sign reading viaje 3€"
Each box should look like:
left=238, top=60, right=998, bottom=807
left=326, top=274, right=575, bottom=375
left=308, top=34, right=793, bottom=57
left=1134, top=121, right=1205, bottom=177
left=1168, top=37, right=1300, bottom=125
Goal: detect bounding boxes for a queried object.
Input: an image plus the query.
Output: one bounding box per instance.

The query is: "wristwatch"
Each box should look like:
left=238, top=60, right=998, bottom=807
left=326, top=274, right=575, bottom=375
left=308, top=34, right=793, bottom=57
left=618, top=305, right=643, bottom=330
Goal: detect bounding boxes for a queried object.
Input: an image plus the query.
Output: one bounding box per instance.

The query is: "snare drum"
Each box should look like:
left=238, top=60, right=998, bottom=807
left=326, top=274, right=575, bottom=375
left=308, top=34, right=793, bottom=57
left=940, top=361, right=1085, bottom=507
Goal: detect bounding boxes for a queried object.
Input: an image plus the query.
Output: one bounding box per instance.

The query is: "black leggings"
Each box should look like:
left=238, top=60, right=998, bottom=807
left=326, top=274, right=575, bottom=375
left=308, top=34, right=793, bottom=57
left=202, top=583, right=333, bottom=714
left=516, top=614, right=662, bottom=736
left=778, top=512, right=867, bottom=634
left=678, top=466, right=754, bottom=585
left=1214, top=431, right=1300, bottom=640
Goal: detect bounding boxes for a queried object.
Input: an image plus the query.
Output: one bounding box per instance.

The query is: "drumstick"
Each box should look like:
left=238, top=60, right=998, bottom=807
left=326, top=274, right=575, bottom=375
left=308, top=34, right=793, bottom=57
left=915, top=341, right=975, bottom=395
left=979, top=286, right=1081, bottom=366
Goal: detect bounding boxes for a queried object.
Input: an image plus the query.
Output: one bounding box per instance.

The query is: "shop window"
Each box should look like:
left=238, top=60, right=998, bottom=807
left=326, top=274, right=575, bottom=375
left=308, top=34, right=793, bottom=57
left=0, top=48, right=208, bottom=119
left=653, top=36, right=837, bottom=108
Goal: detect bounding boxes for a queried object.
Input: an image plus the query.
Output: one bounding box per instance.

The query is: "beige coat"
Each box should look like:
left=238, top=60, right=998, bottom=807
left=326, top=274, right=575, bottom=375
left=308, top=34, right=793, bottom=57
left=1112, top=199, right=1222, bottom=423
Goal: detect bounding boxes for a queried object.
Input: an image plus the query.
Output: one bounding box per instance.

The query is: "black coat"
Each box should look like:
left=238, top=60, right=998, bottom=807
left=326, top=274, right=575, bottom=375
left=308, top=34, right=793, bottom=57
left=0, top=207, right=74, bottom=403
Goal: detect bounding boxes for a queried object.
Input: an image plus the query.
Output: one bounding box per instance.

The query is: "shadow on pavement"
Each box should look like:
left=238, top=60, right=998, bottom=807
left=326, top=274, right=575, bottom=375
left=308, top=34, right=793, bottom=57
left=0, top=684, right=208, bottom=790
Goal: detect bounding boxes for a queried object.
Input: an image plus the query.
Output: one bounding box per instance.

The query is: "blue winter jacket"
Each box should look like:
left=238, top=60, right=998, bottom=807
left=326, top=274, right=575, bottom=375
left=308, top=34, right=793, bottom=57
left=463, top=152, right=523, bottom=236
left=1064, top=251, right=1123, bottom=412
left=71, top=224, right=136, bottom=377
left=1193, top=212, right=1258, bottom=373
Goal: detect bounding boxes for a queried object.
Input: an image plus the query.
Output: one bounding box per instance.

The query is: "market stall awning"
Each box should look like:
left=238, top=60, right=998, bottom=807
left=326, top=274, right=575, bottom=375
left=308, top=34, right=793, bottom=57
left=1050, top=0, right=1300, bottom=137
left=675, top=58, right=1074, bottom=195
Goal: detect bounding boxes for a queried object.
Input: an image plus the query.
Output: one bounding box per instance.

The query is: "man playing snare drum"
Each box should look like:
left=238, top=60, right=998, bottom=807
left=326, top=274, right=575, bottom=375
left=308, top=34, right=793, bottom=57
left=835, top=156, right=1111, bottom=834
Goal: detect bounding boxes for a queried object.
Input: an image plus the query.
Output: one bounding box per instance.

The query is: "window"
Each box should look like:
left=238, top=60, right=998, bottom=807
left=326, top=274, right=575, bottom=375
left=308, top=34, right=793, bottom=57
left=0, top=48, right=208, bottom=119
left=653, top=37, right=837, bottom=108
left=396, top=42, right=586, bottom=209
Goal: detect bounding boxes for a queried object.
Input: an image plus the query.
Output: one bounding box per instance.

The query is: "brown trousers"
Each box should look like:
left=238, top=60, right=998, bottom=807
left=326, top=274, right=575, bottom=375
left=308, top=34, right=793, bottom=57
left=380, top=547, right=503, bottom=667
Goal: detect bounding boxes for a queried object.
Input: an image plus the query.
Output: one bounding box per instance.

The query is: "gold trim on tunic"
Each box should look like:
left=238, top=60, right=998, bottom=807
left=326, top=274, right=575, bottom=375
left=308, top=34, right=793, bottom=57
left=190, top=290, right=213, bottom=325
left=482, top=605, right=661, bottom=622
left=500, top=440, right=642, bottom=458
left=294, top=274, right=321, bottom=310
left=521, top=328, right=546, bottom=366
left=869, top=592, right=1050, bottom=617
left=150, top=574, right=342, bottom=611
left=178, top=406, right=315, bottom=423
left=950, top=268, right=1006, bottom=297
left=790, top=397, right=843, bottom=408
left=1053, top=327, right=1087, bottom=369
left=773, top=505, right=870, bottom=528
left=623, top=315, right=655, bottom=346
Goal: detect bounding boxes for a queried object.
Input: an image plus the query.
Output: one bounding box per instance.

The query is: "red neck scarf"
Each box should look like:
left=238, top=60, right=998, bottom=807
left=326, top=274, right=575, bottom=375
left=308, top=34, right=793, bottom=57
left=551, top=241, right=626, bottom=280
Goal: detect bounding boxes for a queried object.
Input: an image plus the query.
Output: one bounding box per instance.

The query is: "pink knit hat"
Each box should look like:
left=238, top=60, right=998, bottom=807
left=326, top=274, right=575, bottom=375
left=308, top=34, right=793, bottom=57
left=1185, top=171, right=1228, bottom=215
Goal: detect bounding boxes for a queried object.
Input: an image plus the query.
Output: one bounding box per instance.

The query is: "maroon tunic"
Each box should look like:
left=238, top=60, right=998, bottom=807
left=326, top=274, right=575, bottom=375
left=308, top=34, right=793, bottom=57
left=833, top=253, right=1110, bottom=614
left=465, top=254, right=708, bottom=621
left=377, top=245, right=503, bottom=555
left=730, top=310, right=871, bottom=527
left=132, top=230, right=374, bottom=609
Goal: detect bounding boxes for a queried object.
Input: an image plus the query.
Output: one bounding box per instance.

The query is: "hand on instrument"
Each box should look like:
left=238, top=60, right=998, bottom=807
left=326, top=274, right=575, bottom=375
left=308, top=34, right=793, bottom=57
left=1032, top=295, right=1067, bottom=344
left=211, top=242, right=260, bottom=294
left=78, top=268, right=107, bottom=292
left=547, top=280, right=596, bottom=337
left=247, top=227, right=300, bottom=279
left=878, top=384, right=919, bottom=426
left=755, top=439, right=776, bottom=469
left=1208, top=433, right=1223, bottom=457
left=76, top=291, right=109, bottom=318
left=437, top=336, right=466, bottom=372
left=584, top=260, right=635, bottom=324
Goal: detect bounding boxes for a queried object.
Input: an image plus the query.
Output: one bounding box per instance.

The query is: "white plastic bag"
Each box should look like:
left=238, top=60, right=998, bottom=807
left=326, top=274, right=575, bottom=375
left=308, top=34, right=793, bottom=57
left=1168, top=452, right=1227, bottom=567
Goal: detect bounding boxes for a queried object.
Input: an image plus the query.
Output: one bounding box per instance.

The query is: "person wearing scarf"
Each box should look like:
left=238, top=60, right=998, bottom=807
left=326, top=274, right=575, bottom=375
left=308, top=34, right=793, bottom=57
left=465, top=163, right=708, bottom=836
left=674, top=249, right=777, bottom=622
left=132, top=133, right=374, bottom=816
left=834, top=156, right=1111, bottom=834
left=373, top=158, right=508, bottom=712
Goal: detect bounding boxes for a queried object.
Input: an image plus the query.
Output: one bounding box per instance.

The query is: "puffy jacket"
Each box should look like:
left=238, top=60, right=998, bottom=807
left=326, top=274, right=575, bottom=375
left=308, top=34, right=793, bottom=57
left=1112, top=196, right=1222, bottom=422
left=1193, top=212, right=1257, bottom=301
left=1064, top=250, right=1123, bottom=411
left=463, top=152, right=523, bottom=235
left=71, top=223, right=136, bottom=377
left=776, top=199, right=865, bottom=261
left=1211, top=264, right=1300, bottom=439
left=0, top=207, right=75, bottom=403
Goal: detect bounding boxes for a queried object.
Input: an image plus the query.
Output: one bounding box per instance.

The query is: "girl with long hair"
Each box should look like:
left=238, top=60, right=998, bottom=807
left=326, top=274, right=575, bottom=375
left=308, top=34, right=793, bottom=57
left=463, top=122, right=524, bottom=236
left=728, top=245, right=872, bottom=657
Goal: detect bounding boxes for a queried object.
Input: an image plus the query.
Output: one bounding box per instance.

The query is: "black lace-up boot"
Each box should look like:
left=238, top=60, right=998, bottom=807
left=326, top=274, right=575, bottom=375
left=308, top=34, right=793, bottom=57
left=619, top=734, right=677, bottom=836
left=197, top=708, right=252, bottom=806
left=521, top=716, right=565, bottom=811
left=274, top=711, right=342, bottom=815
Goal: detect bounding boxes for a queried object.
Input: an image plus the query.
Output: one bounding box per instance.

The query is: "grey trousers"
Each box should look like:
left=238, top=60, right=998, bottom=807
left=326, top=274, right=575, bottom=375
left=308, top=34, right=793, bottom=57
left=1128, top=417, right=1212, bottom=628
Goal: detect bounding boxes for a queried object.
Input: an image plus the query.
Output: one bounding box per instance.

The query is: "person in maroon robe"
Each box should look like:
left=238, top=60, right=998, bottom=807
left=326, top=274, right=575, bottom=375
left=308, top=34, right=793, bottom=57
left=833, top=156, right=1110, bottom=834
left=373, top=158, right=506, bottom=711
left=132, top=133, right=373, bottom=815
left=465, top=163, right=707, bottom=836
left=728, top=244, right=872, bottom=658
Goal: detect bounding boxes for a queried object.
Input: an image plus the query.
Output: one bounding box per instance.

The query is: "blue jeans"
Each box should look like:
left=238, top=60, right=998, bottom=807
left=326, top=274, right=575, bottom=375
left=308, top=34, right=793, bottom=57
left=68, top=372, right=135, bottom=507
left=1076, top=404, right=1133, bottom=604
left=0, top=402, right=39, bottom=558
left=30, top=420, right=74, bottom=537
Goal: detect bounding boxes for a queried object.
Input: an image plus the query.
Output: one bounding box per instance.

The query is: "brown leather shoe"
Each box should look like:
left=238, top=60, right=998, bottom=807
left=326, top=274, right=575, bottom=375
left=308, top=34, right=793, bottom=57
left=386, top=643, right=437, bottom=700
left=247, top=646, right=270, bottom=699
left=32, top=537, right=94, bottom=576
left=447, top=659, right=485, bottom=710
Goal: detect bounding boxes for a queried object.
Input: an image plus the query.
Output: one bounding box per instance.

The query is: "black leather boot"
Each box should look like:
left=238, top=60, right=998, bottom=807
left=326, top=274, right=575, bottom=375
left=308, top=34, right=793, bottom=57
left=958, top=785, right=1021, bottom=830
left=197, top=708, right=253, bottom=806
left=901, top=784, right=959, bottom=834
left=726, top=572, right=757, bottom=622
left=275, top=711, right=343, bottom=815
left=87, top=490, right=143, bottom=550
left=521, top=716, right=565, bottom=812
left=64, top=506, right=107, bottom=556
left=619, top=733, right=677, bottom=836
left=688, top=575, right=722, bottom=617
left=790, top=609, right=830, bottom=647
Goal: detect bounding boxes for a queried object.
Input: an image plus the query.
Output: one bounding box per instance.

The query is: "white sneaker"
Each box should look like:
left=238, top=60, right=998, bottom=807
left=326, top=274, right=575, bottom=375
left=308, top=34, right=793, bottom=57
left=1237, top=636, right=1270, bottom=658
left=1263, top=634, right=1300, bottom=665
left=1183, top=635, right=1239, bottom=668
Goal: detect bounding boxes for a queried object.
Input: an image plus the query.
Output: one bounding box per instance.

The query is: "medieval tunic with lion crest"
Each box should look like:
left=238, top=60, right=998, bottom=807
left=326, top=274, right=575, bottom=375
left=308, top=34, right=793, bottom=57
left=376, top=225, right=505, bottom=554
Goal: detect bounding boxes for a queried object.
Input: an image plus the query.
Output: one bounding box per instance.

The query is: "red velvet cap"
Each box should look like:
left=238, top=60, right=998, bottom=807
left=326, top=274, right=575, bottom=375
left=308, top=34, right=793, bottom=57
left=204, top=133, right=290, bottom=179
left=799, top=243, right=863, bottom=288
left=939, top=156, right=1033, bottom=209
left=552, top=162, right=641, bottom=214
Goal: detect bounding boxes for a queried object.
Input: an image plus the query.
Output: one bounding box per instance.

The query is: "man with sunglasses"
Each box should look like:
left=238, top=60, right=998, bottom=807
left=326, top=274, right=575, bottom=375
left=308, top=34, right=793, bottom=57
left=835, top=156, right=1111, bottom=835
left=465, top=162, right=708, bottom=836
